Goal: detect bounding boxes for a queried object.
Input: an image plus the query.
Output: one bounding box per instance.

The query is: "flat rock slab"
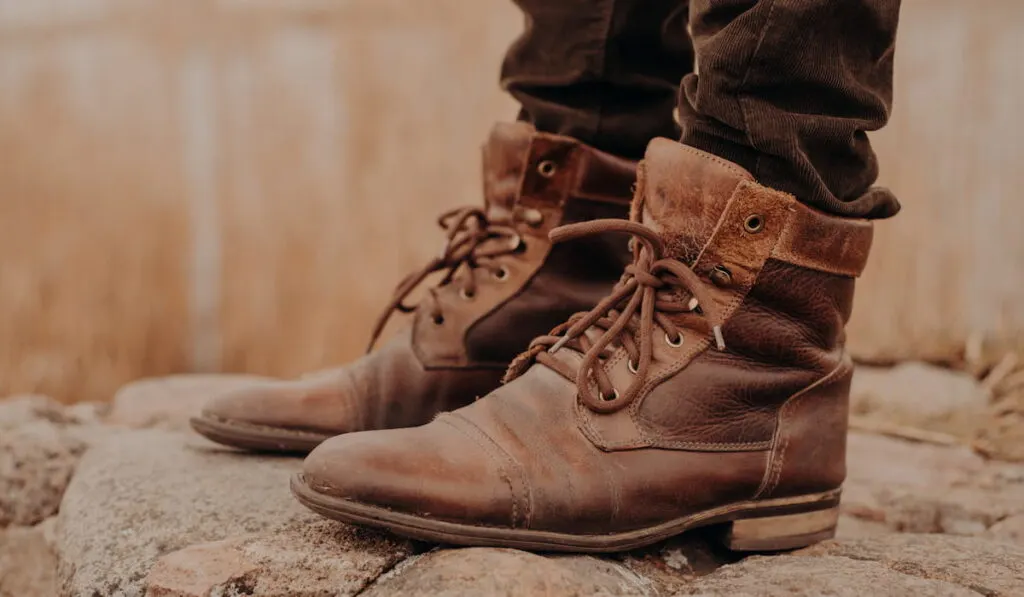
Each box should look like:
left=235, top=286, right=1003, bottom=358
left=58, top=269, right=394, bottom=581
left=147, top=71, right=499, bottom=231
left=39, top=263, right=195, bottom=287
left=679, top=554, right=979, bottom=597
left=55, top=429, right=410, bottom=597
left=851, top=363, right=989, bottom=438
left=800, top=534, right=1024, bottom=597
left=361, top=548, right=658, bottom=597
left=146, top=520, right=411, bottom=597
left=681, top=533, right=1024, bottom=597
left=843, top=432, right=1024, bottom=535
left=108, top=375, right=269, bottom=431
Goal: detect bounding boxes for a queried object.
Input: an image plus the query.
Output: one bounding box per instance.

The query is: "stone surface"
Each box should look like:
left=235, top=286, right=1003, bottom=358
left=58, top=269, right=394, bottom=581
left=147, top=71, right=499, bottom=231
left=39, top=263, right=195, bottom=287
left=842, top=432, right=1024, bottom=535
left=0, top=396, right=88, bottom=527
left=108, top=375, right=270, bottom=431
left=988, top=515, right=1024, bottom=543
left=851, top=363, right=990, bottom=437
left=0, top=518, right=57, bottom=597
left=361, top=548, right=656, bottom=597
left=616, top=534, right=737, bottom=595
left=17, top=368, right=1022, bottom=596
left=801, top=535, right=1024, bottom=596
left=146, top=520, right=411, bottom=597
left=678, top=555, right=977, bottom=597
left=676, top=533, right=1024, bottom=597
left=56, top=429, right=410, bottom=597
left=0, top=394, right=73, bottom=428
left=975, top=408, right=1024, bottom=463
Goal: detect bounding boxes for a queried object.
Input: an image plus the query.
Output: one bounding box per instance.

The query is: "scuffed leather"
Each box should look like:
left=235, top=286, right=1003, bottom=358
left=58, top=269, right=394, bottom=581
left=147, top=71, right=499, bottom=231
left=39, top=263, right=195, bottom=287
left=301, top=139, right=875, bottom=537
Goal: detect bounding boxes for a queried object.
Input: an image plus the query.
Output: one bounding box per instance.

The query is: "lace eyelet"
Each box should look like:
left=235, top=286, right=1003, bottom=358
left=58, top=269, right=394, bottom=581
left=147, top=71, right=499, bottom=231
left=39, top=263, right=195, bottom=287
left=627, top=359, right=638, bottom=375
left=537, top=160, right=558, bottom=178
left=744, top=214, right=765, bottom=234
left=602, top=389, right=620, bottom=402
left=433, top=315, right=445, bottom=325
left=665, top=332, right=684, bottom=348
left=710, top=265, right=732, bottom=287
left=459, top=288, right=475, bottom=301
left=492, top=266, right=510, bottom=281
left=521, top=208, right=544, bottom=227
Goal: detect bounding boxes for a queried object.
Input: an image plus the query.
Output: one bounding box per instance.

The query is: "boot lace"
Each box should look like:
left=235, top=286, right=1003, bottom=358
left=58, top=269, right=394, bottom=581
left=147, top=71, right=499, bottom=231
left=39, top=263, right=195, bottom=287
left=527, top=219, right=725, bottom=413
left=366, top=206, right=524, bottom=352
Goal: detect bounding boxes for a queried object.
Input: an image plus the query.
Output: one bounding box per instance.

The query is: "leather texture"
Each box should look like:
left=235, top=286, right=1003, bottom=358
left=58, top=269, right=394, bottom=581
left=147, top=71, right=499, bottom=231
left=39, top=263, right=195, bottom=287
left=198, top=122, right=635, bottom=439
left=301, top=139, right=876, bottom=539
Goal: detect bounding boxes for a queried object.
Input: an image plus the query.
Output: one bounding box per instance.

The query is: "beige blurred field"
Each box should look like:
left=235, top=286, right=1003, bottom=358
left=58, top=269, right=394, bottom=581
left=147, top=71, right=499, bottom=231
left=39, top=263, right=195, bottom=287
left=1, top=0, right=1022, bottom=403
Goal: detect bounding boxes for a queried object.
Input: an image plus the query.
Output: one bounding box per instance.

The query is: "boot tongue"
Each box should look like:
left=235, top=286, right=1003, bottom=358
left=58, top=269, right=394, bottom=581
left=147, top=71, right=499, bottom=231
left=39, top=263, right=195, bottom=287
left=637, top=139, right=756, bottom=265
left=481, top=122, right=536, bottom=219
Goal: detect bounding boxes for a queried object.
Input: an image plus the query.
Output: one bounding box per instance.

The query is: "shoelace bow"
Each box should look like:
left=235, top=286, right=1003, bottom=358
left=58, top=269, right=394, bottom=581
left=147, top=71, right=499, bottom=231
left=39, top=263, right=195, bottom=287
left=529, top=219, right=726, bottom=414
left=366, top=206, right=522, bottom=352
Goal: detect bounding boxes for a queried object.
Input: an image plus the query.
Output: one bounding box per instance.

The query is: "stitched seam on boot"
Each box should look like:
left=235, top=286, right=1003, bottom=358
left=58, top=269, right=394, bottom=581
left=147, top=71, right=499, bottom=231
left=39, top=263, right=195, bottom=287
left=442, top=413, right=532, bottom=529
left=630, top=185, right=790, bottom=450
left=754, top=358, right=850, bottom=500
left=620, top=184, right=751, bottom=446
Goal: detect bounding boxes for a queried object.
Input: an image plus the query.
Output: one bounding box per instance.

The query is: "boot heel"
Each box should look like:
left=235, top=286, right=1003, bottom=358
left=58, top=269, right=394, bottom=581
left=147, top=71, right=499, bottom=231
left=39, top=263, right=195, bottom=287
left=719, top=505, right=839, bottom=552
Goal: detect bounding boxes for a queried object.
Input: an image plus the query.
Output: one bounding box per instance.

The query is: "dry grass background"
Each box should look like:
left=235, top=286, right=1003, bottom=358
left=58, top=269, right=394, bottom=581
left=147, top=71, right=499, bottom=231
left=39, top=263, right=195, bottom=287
left=0, top=0, right=1021, bottom=403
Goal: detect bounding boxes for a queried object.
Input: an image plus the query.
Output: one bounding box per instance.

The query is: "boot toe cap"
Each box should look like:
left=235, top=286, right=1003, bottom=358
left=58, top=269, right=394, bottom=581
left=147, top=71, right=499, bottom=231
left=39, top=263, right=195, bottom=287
left=301, top=416, right=519, bottom=528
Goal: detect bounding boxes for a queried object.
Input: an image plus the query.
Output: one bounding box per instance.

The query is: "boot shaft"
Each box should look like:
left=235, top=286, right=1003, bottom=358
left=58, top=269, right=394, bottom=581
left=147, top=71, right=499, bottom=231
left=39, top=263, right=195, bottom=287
left=527, top=140, right=872, bottom=493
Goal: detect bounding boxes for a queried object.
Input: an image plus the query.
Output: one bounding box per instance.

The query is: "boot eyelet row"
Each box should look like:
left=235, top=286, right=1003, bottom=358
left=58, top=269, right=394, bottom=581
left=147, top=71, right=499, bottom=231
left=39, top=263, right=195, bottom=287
left=665, top=332, right=684, bottom=348
left=537, top=160, right=558, bottom=178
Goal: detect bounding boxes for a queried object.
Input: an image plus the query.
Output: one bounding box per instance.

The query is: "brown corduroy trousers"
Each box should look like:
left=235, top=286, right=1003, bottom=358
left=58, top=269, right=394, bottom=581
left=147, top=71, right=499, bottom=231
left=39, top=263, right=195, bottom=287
left=501, top=0, right=903, bottom=219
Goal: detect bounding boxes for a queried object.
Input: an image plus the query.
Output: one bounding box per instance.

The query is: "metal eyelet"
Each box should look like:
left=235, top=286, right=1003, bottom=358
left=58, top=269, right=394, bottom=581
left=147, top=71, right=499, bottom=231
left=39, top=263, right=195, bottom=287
left=521, top=208, right=544, bottom=227
left=665, top=332, right=684, bottom=348
left=492, top=266, right=510, bottom=281
left=602, top=389, right=620, bottom=402
left=744, top=214, right=765, bottom=234
left=459, top=289, right=474, bottom=300
left=627, top=359, right=638, bottom=375
left=710, top=265, right=732, bottom=288
left=537, top=160, right=558, bottom=178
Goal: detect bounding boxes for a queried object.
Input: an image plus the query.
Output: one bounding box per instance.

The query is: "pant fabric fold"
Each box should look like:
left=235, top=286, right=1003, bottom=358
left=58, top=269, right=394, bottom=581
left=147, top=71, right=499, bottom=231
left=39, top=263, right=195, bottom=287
left=501, top=0, right=903, bottom=219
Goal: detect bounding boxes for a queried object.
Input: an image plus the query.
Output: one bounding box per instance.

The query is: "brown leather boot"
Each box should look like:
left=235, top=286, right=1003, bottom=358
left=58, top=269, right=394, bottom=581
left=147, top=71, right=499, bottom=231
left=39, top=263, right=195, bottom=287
left=292, top=139, right=878, bottom=552
left=190, top=122, right=636, bottom=452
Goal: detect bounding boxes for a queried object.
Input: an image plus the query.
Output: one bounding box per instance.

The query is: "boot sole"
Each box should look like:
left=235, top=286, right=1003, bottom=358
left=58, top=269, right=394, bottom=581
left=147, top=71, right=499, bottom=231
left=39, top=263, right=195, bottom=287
left=190, top=416, right=332, bottom=454
left=290, top=474, right=840, bottom=553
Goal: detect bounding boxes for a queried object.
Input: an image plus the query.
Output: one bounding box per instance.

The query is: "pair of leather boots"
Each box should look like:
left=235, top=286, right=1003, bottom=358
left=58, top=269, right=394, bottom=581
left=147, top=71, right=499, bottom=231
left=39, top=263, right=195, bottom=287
left=192, top=122, right=875, bottom=553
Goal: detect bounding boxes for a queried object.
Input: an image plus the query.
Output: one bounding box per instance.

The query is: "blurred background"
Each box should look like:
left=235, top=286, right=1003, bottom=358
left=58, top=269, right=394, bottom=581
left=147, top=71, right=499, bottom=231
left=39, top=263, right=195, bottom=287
left=1, top=0, right=1022, bottom=404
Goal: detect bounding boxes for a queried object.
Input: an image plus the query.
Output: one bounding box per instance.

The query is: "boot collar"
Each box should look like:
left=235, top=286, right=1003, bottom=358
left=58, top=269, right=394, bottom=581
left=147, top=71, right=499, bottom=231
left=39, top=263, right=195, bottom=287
left=636, top=139, right=874, bottom=279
